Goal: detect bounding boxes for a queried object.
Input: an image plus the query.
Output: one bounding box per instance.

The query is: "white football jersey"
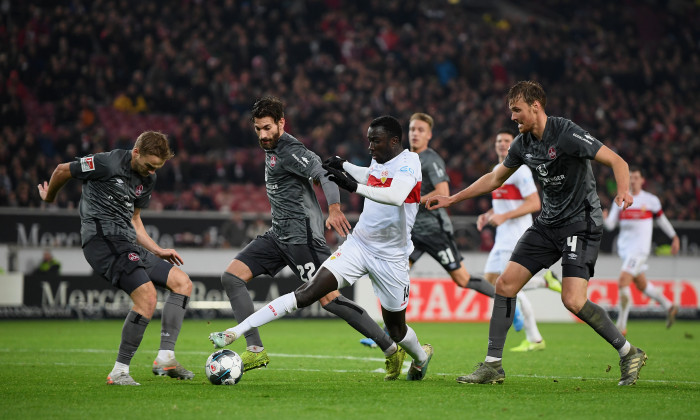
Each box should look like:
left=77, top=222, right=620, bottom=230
left=491, top=164, right=538, bottom=251
left=351, top=150, right=422, bottom=261
left=606, top=190, right=663, bottom=257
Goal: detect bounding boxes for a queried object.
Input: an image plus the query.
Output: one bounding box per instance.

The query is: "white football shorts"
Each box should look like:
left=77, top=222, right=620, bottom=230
left=484, top=248, right=513, bottom=274
left=620, top=253, right=649, bottom=276
left=321, top=235, right=410, bottom=312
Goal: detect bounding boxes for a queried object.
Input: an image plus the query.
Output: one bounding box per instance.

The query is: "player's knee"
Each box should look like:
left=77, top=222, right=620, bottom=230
left=133, top=290, right=158, bottom=316
left=495, top=276, right=517, bottom=296
left=561, top=293, right=584, bottom=313
left=169, top=268, right=192, bottom=296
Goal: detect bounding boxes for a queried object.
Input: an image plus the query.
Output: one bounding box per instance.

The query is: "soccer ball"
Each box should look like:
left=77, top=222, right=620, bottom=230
left=205, top=349, right=243, bottom=385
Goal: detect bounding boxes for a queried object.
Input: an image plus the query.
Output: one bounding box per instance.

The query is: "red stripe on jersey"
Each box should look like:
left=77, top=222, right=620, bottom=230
left=366, top=176, right=421, bottom=203
left=491, top=184, right=523, bottom=200
left=620, top=209, right=654, bottom=220
left=368, top=175, right=392, bottom=187
left=405, top=181, right=421, bottom=204
left=654, top=210, right=664, bottom=218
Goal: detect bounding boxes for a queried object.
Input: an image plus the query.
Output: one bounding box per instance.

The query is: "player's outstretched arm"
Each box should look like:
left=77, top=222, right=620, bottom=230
left=595, top=145, right=632, bottom=209
left=37, top=163, right=72, bottom=203
left=427, top=164, right=516, bottom=210
left=132, top=208, right=184, bottom=266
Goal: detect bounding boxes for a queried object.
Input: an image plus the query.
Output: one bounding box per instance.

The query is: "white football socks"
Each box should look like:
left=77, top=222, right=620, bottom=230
left=398, top=326, right=427, bottom=365
left=112, top=361, right=129, bottom=374
left=517, top=292, right=543, bottom=343
left=228, top=292, right=298, bottom=337
left=617, top=286, right=631, bottom=331
left=643, top=283, right=672, bottom=311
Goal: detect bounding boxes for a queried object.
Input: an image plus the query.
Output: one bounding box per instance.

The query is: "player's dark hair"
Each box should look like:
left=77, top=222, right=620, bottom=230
left=507, top=81, right=547, bottom=109
left=134, top=131, right=174, bottom=160
left=369, top=115, right=402, bottom=142
left=251, top=96, right=285, bottom=123
left=410, top=113, right=434, bottom=130
left=497, top=127, right=516, bottom=137
left=629, top=165, right=643, bottom=176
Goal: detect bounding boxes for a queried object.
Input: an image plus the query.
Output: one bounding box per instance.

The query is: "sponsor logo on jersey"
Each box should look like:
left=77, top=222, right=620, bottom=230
left=115, top=178, right=123, bottom=184
left=128, top=253, right=140, bottom=261
left=525, top=153, right=533, bottom=160
left=268, top=304, right=278, bottom=317
left=269, top=155, right=277, bottom=167
left=291, top=153, right=308, bottom=167
left=548, top=147, right=557, bottom=159
left=567, top=252, right=578, bottom=260
left=536, top=164, right=548, bottom=177
left=572, top=132, right=593, bottom=145
left=330, top=251, right=341, bottom=260
left=80, top=156, right=95, bottom=172
left=399, top=165, right=414, bottom=175
left=135, top=185, right=143, bottom=197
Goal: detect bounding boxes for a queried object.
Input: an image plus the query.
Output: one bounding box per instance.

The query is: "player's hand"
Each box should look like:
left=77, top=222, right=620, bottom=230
left=488, top=213, right=507, bottom=227
left=671, top=236, right=680, bottom=255
left=326, top=203, right=352, bottom=237
left=602, top=208, right=609, bottom=219
left=323, top=164, right=357, bottom=192
left=425, top=195, right=452, bottom=210
left=615, top=191, right=634, bottom=210
left=37, top=181, right=50, bottom=202
left=323, top=156, right=346, bottom=170
left=476, top=214, right=488, bottom=231
left=156, top=248, right=184, bottom=266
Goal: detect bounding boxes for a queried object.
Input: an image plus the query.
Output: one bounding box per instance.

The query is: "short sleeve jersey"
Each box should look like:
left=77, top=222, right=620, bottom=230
left=352, top=150, right=422, bottom=262
left=503, top=117, right=603, bottom=227
left=606, top=190, right=663, bottom=257
left=413, top=148, right=453, bottom=235
left=265, top=132, right=329, bottom=245
left=69, top=149, right=155, bottom=246
left=491, top=164, right=538, bottom=251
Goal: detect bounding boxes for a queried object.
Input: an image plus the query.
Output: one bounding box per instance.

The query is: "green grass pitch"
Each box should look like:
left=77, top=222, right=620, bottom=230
left=0, top=319, right=698, bottom=419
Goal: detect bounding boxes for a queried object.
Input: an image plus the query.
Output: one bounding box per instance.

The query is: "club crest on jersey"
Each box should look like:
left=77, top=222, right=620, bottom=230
left=380, top=170, right=389, bottom=184
left=135, top=185, right=143, bottom=197
left=548, top=147, right=557, bottom=159
left=128, top=253, right=140, bottom=262
left=536, top=164, right=548, bottom=177
left=80, top=156, right=95, bottom=172
left=269, top=155, right=277, bottom=167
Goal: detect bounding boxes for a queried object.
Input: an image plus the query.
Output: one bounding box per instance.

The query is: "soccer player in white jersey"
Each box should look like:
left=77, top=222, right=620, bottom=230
left=209, top=116, right=434, bottom=381
left=478, top=127, right=562, bottom=352
left=603, top=166, right=680, bottom=335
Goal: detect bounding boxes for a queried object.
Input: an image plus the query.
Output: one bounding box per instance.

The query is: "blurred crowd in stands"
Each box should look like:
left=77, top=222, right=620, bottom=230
left=1, top=0, right=698, bottom=221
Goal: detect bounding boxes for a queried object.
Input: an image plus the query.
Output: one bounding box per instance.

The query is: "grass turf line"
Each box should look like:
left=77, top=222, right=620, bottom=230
left=0, top=319, right=698, bottom=419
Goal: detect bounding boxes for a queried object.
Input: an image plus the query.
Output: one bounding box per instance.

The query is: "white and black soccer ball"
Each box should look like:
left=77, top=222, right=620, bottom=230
left=205, top=349, right=243, bottom=385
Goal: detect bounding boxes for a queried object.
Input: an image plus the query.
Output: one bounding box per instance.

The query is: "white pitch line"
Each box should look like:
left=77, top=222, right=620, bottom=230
left=2, top=348, right=699, bottom=385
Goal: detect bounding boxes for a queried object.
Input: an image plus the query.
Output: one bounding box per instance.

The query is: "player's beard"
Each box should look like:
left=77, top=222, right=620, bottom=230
left=259, top=131, right=281, bottom=150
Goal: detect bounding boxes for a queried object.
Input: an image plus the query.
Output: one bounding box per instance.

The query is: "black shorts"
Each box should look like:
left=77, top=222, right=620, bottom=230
left=409, top=230, right=463, bottom=272
left=510, top=219, right=603, bottom=280
left=83, top=235, right=172, bottom=294
left=235, top=231, right=331, bottom=282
